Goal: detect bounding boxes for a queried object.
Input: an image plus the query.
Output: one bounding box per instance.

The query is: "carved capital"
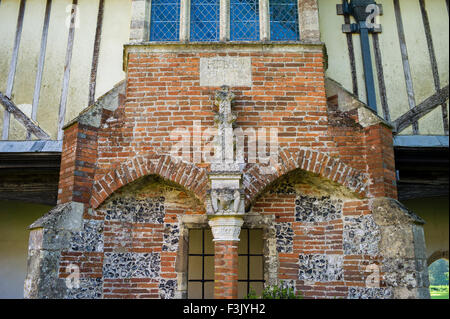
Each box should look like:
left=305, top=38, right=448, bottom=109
left=208, top=217, right=244, bottom=242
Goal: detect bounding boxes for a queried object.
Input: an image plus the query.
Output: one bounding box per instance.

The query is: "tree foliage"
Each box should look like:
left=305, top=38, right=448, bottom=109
left=429, top=259, right=449, bottom=286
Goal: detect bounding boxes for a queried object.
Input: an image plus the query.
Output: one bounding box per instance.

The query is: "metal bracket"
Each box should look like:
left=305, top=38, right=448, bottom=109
left=342, top=23, right=382, bottom=33
left=338, top=1, right=383, bottom=34
left=337, top=3, right=383, bottom=16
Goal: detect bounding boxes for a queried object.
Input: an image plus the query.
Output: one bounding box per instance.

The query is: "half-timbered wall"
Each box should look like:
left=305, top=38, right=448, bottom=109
left=0, top=0, right=131, bottom=140
left=1, top=0, right=448, bottom=140
left=319, top=0, right=449, bottom=136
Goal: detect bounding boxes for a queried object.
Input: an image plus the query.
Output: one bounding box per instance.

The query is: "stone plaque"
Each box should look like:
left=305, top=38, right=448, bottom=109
left=200, top=57, right=252, bottom=87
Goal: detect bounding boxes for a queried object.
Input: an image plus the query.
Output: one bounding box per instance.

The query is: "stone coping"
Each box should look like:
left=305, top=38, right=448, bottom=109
left=123, top=41, right=324, bottom=71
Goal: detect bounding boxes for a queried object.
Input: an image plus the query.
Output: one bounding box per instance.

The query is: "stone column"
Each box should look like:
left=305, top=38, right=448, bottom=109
left=207, top=86, right=245, bottom=299
left=209, top=217, right=243, bottom=299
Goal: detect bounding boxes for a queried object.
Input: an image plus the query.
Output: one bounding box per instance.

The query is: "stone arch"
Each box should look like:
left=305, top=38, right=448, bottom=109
left=91, top=153, right=209, bottom=209
left=428, top=250, right=450, bottom=266
left=242, top=148, right=370, bottom=208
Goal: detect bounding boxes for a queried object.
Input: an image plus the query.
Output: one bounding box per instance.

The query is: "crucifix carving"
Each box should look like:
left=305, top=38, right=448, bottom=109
left=207, top=86, right=245, bottom=219
left=213, top=85, right=237, bottom=168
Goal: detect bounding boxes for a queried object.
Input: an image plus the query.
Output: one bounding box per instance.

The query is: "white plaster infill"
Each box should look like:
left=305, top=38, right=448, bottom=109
left=208, top=216, right=244, bottom=242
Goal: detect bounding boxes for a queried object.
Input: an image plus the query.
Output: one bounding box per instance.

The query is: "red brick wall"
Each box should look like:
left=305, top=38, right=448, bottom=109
left=214, top=241, right=239, bottom=299
left=96, top=50, right=329, bottom=170
left=58, top=46, right=397, bottom=206
left=252, top=191, right=388, bottom=299
left=58, top=122, right=99, bottom=205
left=55, top=45, right=397, bottom=299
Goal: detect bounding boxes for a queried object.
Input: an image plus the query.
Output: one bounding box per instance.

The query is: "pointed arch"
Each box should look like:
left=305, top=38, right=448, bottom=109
left=91, top=153, right=208, bottom=209
left=242, top=148, right=370, bottom=208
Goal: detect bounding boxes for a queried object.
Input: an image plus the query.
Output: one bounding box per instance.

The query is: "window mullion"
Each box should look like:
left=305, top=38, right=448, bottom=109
left=180, top=0, right=191, bottom=42
left=297, top=0, right=302, bottom=41
left=259, top=0, right=270, bottom=41
left=220, top=0, right=230, bottom=41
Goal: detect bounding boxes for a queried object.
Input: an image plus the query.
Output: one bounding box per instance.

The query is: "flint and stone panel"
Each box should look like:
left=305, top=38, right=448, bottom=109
left=295, top=196, right=343, bottom=223
left=66, top=278, right=103, bottom=299
left=348, top=287, right=393, bottom=299
left=163, top=223, right=180, bottom=252
left=343, top=215, right=380, bottom=256
left=275, top=222, right=294, bottom=253
left=298, top=254, right=344, bottom=282
left=104, top=197, right=165, bottom=224
left=70, top=220, right=104, bottom=252
left=103, top=252, right=161, bottom=279
left=159, top=279, right=177, bottom=299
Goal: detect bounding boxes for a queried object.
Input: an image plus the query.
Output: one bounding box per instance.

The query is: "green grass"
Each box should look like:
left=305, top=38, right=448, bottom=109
left=430, top=285, right=449, bottom=299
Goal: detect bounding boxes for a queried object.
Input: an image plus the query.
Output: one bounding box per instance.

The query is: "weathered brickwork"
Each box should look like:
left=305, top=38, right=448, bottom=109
left=24, top=43, right=428, bottom=299
left=249, top=173, right=394, bottom=299
left=51, top=176, right=203, bottom=299
left=214, top=241, right=239, bottom=299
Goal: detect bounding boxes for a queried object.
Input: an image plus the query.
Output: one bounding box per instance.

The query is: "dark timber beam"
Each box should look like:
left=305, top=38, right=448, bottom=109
left=373, top=33, right=391, bottom=122
left=394, top=86, right=449, bottom=134
left=395, top=147, right=449, bottom=201
left=0, top=92, right=51, bottom=140
left=0, top=152, right=60, bottom=206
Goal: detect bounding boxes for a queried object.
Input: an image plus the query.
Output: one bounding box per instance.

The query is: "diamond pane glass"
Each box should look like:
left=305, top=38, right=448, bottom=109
left=230, top=0, right=260, bottom=41
left=191, top=0, right=220, bottom=42
left=150, top=0, right=181, bottom=41
left=270, top=0, right=300, bottom=41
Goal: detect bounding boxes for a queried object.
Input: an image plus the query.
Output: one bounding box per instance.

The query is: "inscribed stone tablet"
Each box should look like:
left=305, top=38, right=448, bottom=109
left=200, top=57, right=252, bottom=87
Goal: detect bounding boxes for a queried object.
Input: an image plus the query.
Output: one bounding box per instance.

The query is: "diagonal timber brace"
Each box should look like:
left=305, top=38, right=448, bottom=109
left=0, top=91, right=50, bottom=140
left=394, top=85, right=449, bottom=134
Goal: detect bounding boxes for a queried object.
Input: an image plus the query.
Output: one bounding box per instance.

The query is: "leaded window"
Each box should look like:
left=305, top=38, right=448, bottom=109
left=270, top=0, right=300, bottom=41
left=188, top=229, right=215, bottom=299
left=190, top=0, right=220, bottom=42
left=150, top=0, right=181, bottom=41
left=148, top=0, right=301, bottom=42
left=238, top=228, right=264, bottom=298
left=230, top=0, right=260, bottom=41
left=187, top=228, right=264, bottom=299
